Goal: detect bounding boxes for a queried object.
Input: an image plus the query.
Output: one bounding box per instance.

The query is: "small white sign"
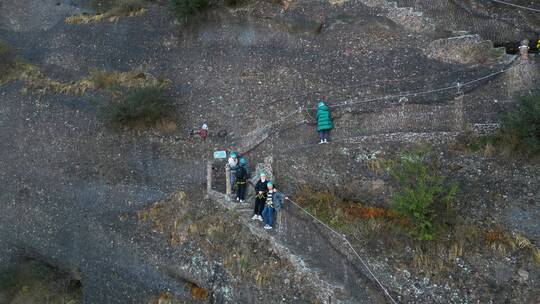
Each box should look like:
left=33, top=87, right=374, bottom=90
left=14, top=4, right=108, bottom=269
left=213, top=150, right=227, bottom=159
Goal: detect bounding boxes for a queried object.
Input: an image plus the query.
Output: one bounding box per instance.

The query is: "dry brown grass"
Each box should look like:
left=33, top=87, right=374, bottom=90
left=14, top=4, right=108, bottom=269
left=187, top=282, right=209, bottom=300
left=138, top=202, right=167, bottom=233
left=534, top=249, right=540, bottom=266
left=156, top=292, right=172, bottom=304
left=138, top=191, right=186, bottom=239
left=483, top=142, right=495, bottom=157
left=483, top=228, right=539, bottom=260
left=366, top=159, right=384, bottom=175
left=148, top=291, right=189, bottom=304
left=154, top=118, right=178, bottom=131
left=485, top=227, right=516, bottom=255
left=513, top=233, right=533, bottom=250
left=6, top=63, right=170, bottom=96
left=65, top=0, right=146, bottom=24
left=412, top=245, right=448, bottom=275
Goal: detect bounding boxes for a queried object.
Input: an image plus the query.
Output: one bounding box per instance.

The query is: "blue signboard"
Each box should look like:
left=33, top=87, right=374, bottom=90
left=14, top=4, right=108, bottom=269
left=213, top=150, right=227, bottom=159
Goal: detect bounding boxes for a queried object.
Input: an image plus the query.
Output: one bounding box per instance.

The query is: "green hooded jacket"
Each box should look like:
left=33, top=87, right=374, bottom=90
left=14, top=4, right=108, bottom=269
left=316, top=103, right=333, bottom=131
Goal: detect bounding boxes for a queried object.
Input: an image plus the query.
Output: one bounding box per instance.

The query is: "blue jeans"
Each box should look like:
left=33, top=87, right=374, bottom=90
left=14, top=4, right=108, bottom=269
left=319, top=130, right=329, bottom=141
left=262, top=205, right=274, bottom=227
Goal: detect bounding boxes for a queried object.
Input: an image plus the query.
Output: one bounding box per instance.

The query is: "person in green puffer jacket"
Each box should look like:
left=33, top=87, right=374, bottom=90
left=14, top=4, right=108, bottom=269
left=316, top=98, right=333, bottom=144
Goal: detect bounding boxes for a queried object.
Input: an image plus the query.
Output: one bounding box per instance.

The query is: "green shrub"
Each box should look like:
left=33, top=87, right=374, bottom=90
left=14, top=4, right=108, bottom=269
left=390, top=149, right=457, bottom=241
left=102, top=86, right=174, bottom=127
left=0, top=42, right=16, bottom=77
left=501, top=96, right=540, bottom=155
left=169, top=0, right=210, bottom=23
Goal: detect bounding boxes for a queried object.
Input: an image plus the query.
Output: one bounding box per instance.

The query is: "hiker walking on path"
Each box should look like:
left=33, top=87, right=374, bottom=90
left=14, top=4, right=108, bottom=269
left=252, top=173, right=269, bottom=221
left=227, top=152, right=238, bottom=194
left=316, top=98, right=333, bottom=144
left=235, top=157, right=248, bottom=203
left=262, top=182, right=286, bottom=230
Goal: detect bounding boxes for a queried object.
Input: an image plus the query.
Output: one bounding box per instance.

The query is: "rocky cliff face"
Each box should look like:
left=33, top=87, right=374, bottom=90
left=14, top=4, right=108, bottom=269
left=0, top=0, right=539, bottom=303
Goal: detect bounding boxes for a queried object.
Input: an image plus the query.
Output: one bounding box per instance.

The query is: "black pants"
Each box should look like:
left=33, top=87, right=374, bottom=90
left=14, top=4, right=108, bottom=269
left=254, top=197, right=266, bottom=216
left=237, top=183, right=247, bottom=200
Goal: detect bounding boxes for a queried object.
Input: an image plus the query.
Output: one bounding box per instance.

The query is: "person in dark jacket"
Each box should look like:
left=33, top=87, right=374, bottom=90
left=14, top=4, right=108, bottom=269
left=262, top=182, right=287, bottom=230
left=316, top=99, right=333, bottom=144
left=252, top=173, right=269, bottom=221
left=235, top=157, right=248, bottom=203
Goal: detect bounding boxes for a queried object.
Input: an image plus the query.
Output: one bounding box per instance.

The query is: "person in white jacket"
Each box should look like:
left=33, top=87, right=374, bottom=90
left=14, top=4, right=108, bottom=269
left=227, top=152, right=239, bottom=194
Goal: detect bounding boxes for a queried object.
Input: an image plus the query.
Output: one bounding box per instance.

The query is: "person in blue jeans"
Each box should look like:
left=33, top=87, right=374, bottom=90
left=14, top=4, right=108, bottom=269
left=262, top=182, right=286, bottom=230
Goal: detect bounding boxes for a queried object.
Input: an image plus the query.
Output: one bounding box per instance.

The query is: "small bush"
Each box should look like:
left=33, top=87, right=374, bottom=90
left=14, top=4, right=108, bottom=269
left=102, top=86, right=174, bottom=127
left=169, top=0, right=210, bottom=23
left=0, top=42, right=16, bottom=76
left=501, top=96, right=540, bottom=156
left=390, top=149, right=457, bottom=241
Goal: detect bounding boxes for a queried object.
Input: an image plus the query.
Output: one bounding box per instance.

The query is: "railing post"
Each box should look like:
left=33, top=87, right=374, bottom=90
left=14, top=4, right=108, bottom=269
left=207, top=161, right=212, bottom=193
left=225, top=164, right=231, bottom=197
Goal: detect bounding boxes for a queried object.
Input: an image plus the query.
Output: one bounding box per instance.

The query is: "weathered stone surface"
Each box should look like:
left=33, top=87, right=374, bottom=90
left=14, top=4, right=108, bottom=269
left=426, top=35, right=507, bottom=65
left=0, top=0, right=539, bottom=303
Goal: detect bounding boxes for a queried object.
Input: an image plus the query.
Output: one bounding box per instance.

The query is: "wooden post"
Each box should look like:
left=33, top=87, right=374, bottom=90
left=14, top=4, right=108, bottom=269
left=207, top=161, right=212, bottom=193
left=225, top=164, right=231, bottom=196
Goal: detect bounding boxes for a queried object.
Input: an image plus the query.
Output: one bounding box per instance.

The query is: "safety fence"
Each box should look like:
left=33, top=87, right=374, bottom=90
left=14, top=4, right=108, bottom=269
left=238, top=58, right=525, bottom=156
